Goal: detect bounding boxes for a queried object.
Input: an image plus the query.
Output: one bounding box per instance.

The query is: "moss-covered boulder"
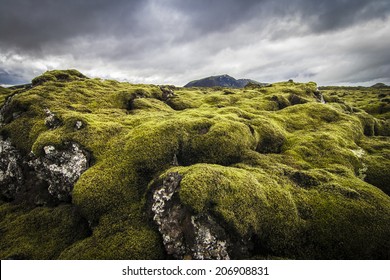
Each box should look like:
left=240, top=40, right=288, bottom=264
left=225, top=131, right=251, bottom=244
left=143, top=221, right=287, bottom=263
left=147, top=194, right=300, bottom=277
left=31, top=69, right=88, bottom=86
left=0, top=71, right=389, bottom=259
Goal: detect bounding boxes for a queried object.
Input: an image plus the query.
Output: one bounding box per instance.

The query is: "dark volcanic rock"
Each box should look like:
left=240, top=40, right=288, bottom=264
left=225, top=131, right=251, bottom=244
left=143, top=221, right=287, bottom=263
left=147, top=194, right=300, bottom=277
left=0, top=139, right=90, bottom=204
left=0, top=139, right=24, bottom=200
left=288, top=93, right=309, bottom=105
left=150, top=172, right=231, bottom=260
left=159, top=86, right=175, bottom=100
left=44, top=108, right=62, bottom=129
left=29, top=143, right=90, bottom=202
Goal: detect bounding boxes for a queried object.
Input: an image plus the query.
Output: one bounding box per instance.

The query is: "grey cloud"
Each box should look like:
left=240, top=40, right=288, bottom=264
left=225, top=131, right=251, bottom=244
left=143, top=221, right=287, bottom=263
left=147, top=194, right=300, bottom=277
left=0, top=0, right=389, bottom=85
left=2, top=0, right=389, bottom=51
left=0, top=69, right=26, bottom=85
left=0, top=0, right=145, bottom=53
left=166, top=0, right=390, bottom=39
left=299, top=0, right=390, bottom=33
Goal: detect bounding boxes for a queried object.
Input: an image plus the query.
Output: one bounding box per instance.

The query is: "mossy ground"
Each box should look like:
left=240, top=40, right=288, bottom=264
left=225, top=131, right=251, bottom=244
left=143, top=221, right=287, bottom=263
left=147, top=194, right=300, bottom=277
left=0, top=71, right=389, bottom=259
left=320, top=85, right=390, bottom=119
left=0, top=201, right=90, bottom=259
left=0, top=86, right=11, bottom=106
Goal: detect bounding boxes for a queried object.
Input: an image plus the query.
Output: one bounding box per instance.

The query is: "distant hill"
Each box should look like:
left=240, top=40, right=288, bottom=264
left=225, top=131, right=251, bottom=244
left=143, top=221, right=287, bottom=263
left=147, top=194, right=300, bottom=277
left=184, top=74, right=267, bottom=88
left=371, top=83, right=389, bottom=88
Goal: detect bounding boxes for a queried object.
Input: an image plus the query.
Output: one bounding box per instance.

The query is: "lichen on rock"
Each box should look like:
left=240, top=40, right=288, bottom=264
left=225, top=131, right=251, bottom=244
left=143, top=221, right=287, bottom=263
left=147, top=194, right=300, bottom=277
left=29, top=142, right=90, bottom=201
left=0, top=139, right=24, bottom=200
left=150, top=172, right=231, bottom=260
left=190, top=215, right=230, bottom=260
left=44, top=108, right=62, bottom=129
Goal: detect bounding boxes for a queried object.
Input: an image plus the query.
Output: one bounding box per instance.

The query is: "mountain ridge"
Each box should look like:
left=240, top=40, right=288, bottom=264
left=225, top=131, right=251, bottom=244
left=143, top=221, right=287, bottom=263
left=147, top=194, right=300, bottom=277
left=184, top=74, right=268, bottom=88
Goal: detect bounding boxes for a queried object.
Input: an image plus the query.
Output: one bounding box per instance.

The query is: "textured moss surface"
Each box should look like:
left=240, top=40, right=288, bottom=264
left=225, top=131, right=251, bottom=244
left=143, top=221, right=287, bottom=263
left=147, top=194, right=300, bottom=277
left=0, top=86, right=11, bottom=106
left=320, top=85, right=390, bottom=119
left=1, top=70, right=389, bottom=259
left=0, top=202, right=90, bottom=259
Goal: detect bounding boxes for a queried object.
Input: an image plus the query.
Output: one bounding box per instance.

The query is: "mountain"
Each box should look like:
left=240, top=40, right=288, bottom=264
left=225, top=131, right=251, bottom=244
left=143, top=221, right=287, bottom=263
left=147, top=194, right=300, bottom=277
left=371, top=83, right=389, bottom=88
left=0, top=70, right=389, bottom=260
left=184, top=74, right=267, bottom=88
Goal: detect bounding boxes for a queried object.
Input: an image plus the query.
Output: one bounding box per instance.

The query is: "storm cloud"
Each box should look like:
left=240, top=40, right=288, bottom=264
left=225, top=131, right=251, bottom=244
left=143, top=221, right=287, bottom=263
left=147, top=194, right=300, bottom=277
left=0, top=0, right=389, bottom=86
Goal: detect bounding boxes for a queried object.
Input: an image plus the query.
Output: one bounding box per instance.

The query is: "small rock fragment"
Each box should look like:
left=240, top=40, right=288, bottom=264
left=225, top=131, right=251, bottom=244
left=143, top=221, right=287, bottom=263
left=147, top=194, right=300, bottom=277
left=44, top=108, right=62, bottom=129
left=75, top=120, right=83, bottom=130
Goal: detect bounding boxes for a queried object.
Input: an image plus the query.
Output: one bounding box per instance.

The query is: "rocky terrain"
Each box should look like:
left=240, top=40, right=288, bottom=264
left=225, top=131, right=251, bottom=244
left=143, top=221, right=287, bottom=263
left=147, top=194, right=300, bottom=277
left=0, top=70, right=389, bottom=259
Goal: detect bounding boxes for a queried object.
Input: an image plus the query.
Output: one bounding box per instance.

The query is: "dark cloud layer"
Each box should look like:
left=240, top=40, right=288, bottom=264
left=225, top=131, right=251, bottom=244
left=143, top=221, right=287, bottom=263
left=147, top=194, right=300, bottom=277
left=171, top=0, right=390, bottom=34
left=0, top=0, right=145, bottom=52
left=0, top=0, right=389, bottom=85
left=0, top=69, right=26, bottom=85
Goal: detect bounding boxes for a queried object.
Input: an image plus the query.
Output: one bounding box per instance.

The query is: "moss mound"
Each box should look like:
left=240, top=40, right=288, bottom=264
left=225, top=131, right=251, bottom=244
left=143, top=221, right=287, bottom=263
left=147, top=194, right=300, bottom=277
left=153, top=164, right=390, bottom=259
left=31, top=69, right=88, bottom=86
left=1, top=71, right=389, bottom=259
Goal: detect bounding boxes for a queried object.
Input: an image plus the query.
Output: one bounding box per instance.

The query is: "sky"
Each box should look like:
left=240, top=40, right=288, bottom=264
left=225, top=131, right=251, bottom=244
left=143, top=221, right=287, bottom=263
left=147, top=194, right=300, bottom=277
left=0, top=0, right=389, bottom=86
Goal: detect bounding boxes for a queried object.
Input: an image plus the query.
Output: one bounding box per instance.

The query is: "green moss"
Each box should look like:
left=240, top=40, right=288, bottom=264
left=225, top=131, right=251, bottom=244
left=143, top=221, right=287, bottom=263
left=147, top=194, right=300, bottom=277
left=320, top=86, right=390, bottom=119
left=0, top=86, right=11, bottom=106
left=160, top=164, right=300, bottom=250
left=155, top=163, right=390, bottom=258
left=251, top=118, right=286, bottom=153
left=0, top=203, right=89, bottom=259
left=290, top=178, right=390, bottom=259
left=59, top=206, right=164, bottom=260
left=31, top=69, right=88, bottom=86
left=363, top=155, right=390, bottom=195
left=1, top=102, right=47, bottom=153
left=180, top=119, right=255, bottom=165
left=1, top=71, right=389, bottom=259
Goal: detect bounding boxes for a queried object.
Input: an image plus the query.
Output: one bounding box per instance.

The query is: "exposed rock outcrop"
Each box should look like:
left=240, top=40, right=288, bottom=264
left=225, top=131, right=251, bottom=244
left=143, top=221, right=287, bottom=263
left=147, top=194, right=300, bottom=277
left=159, top=86, right=175, bottom=100
left=150, top=172, right=232, bottom=260
left=0, top=138, right=90, bottom=204
left=314, top=90, right=326, bottom=104
left=0, top=139, right=24, bottom=200
left=29, top=143, right=90, bottom=202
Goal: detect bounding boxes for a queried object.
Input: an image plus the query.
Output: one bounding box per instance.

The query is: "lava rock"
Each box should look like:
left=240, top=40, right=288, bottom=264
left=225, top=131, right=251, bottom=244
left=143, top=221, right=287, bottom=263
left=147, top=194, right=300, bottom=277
left=29, top=143, right=90, bottom=202
left=0, top=139, right=24, bottom=200
left=289, top=93, right=309, bottom=105
left=44, top=108, right=62, bottom=129
left=159, top=86, right=175, bottom=100
left=150, top=172, right=230, bottom=260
